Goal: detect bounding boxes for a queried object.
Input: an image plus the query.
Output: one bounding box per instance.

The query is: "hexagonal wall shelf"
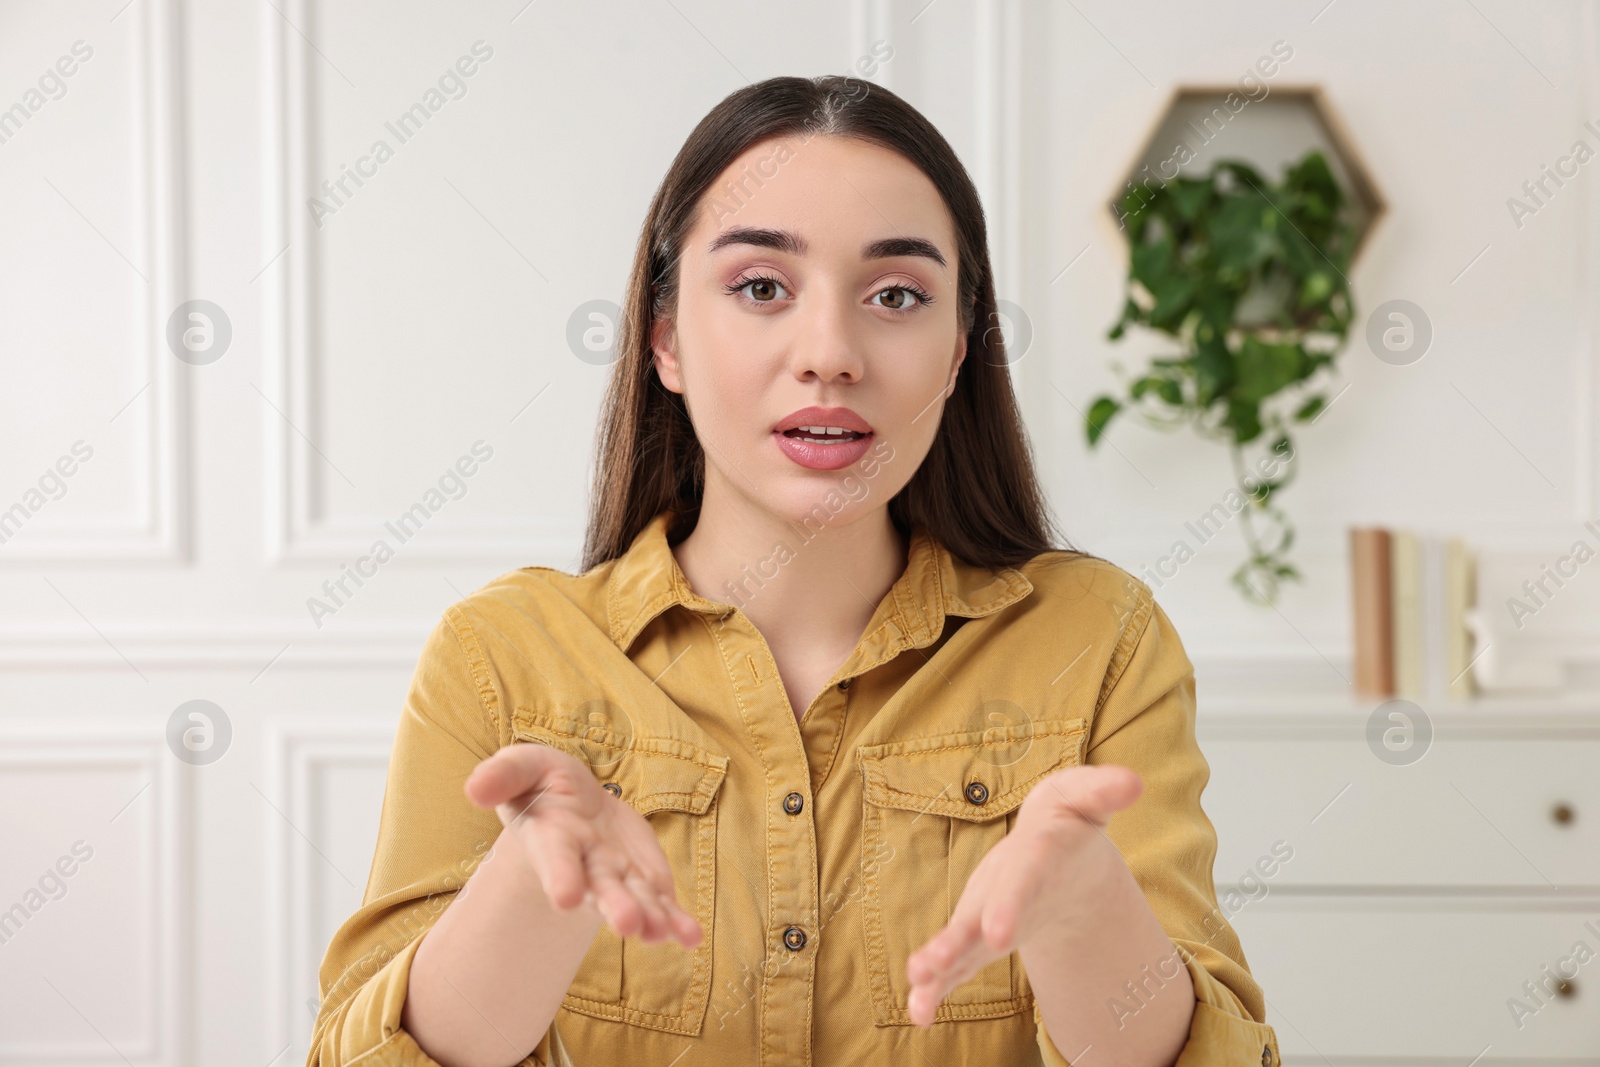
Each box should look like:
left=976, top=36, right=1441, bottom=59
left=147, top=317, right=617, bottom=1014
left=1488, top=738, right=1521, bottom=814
left=1108, top=86, right=1385, bottom=265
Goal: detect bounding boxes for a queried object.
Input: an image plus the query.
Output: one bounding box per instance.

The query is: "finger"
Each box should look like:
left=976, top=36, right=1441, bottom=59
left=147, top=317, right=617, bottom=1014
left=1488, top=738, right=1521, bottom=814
left=634, top=837, right=679, bottom=898
left=909, top=923, right=1001, bottom=1028
left=1037, top=763, right=1143, bottom=826
left=913, top=967, right=975, bottom=1028
left=465, top=744, right=546, bottom=809
left=908, top=850, right=1000, bottom=985
left=908, top=857, right=1019, bottom=1026
left=648, top=876, right=697, bottom=946
left=523, top=819, right=590, bottom=911
left=907, top=918, right=977, bottom=987
left=624, top=867, right=671, bottom=942
left=665, top=899, right=704, bottom=948
left=909, top=921, right=996, bottom=1018
left=613, top=809, right=677, bottom=896
left=590, top=865, right=643, bottom=938
left=637, top=853, right=697, bottom=943
left=976, top=879, right=1021, bottom=953
left=612, top=805, right=701, bottom=945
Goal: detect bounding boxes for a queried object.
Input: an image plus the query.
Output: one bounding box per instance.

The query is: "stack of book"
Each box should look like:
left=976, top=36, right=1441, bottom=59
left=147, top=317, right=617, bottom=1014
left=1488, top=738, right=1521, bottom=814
left=1349, top=527, right=1477, bottom=701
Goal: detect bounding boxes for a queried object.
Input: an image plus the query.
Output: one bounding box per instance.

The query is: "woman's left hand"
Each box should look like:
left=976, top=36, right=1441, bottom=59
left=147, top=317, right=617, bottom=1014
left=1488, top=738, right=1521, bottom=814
left=904, top=762, right=1145, bottom=1027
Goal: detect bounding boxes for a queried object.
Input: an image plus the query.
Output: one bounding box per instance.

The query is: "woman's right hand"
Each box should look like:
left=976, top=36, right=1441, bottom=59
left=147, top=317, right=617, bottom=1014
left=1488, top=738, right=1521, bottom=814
left=463, top=742, right=703, bottom=949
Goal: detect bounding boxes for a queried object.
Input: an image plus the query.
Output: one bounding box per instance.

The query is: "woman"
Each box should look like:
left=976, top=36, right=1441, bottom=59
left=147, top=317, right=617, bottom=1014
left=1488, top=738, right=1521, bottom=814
left=308, top=75, right=1280, bottom=1067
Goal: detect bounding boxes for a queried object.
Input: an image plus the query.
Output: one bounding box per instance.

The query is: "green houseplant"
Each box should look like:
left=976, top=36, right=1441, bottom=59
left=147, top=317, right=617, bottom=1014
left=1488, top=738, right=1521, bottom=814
left=1086, top=150, right=1358, bottom=605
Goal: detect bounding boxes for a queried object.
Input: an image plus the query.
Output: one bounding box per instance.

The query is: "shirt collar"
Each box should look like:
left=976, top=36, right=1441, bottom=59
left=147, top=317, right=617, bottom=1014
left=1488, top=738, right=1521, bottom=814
left=605, top=508, right=1035, bottom=653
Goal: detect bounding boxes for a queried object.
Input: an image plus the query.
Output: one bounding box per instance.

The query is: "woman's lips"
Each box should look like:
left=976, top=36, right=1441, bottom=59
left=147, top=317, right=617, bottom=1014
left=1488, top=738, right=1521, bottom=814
left=772, top=429, right=874, bottom=470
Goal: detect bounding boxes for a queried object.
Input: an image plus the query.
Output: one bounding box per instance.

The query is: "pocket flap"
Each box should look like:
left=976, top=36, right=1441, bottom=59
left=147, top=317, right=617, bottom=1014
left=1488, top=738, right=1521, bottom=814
left=514, top=707, right=729, bottom=816
left=857, top=717, right=1089, bottom=821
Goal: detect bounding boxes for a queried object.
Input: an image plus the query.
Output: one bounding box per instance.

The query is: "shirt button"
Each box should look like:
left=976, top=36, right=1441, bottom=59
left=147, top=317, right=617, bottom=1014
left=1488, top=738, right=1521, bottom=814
left=782, top=925, right=807, bottom=951
left=1261, top=1046, right=1272, bottom=1067
left=837, top=678, right=852, bottom=690
left=964, top=781, right=989, bottom=805
left=602, top=782, right=622, bottom=798
left=783, top=792, right=804, bottom=815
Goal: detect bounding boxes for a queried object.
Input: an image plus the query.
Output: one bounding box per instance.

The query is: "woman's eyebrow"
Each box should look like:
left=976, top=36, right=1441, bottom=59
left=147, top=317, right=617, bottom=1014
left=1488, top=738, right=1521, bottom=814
left=706, top=226, right=947, bottom=268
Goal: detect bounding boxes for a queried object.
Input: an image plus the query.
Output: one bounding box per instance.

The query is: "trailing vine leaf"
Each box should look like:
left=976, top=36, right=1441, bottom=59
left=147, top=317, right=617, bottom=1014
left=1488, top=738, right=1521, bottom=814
left=1085, top=396, right=1122, bottom=446
left=1086, top=150, right=1358, bottom=606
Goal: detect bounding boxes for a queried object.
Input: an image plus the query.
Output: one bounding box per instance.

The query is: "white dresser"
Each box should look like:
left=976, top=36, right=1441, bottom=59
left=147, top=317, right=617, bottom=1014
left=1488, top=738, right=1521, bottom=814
left=1199, top=700, right=1600, bottom=1063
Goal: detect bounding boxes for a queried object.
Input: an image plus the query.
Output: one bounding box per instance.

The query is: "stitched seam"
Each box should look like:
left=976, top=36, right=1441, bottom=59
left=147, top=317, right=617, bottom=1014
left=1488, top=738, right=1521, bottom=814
left=860, top=788, right=892, bottom=1019
left=445, top=590, right=586, bottom=746
left=613, top=587, right=680, bottom=651
left=606, top=577, right=622, bottom=645
left=879, top=995, right=1031, bottom=1024
left=1096, top=581, right=1154, bottom=716
left=944, top=565, right=1032, bottom=619
left=559, top=808, right=719, bottom=1034
left=859, top=719, right=1088, bottom=758
left=865, top=769, right=1061, bottom=814
left=689, top=791, right=719, bottom=1031
left=511, top=710, right=722, bottom=766
left=344, top=1036, right=403, bottom=1067
left=925, top=530, right=947, bottom=636
left=443, top=604, right=501, bottom=742
left=890, top=578, right=921, bottom=649
left=809, top=683, right=852, bottom=789
left=560, top=994, right=700, bottom=1028
left=694, top=607, right=780, bottom=1067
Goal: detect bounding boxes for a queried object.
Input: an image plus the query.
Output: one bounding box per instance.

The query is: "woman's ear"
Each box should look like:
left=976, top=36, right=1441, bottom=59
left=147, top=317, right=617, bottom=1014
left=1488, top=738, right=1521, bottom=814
left=945, top=325, right=968, bottom=396
left=651, top=315, right=685, bottom=394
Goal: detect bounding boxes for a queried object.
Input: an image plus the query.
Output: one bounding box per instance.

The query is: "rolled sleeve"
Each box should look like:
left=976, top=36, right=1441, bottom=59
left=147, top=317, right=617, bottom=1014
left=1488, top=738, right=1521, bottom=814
left=1034, top=574, right=1281, bottom=1066
left=305, top=606, right=556, bottom=1067
left=1034, top=946, right=1280, bottom=1066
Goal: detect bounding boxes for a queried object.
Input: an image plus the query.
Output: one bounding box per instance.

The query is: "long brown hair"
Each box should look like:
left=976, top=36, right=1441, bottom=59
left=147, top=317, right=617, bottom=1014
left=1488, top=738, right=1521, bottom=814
left=581, top=74, right=1089, bottom=573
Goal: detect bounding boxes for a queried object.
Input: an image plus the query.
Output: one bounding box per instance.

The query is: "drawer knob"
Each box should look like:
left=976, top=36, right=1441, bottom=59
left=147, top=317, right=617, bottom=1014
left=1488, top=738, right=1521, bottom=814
left=1552, top=802, right=1575, bottom=826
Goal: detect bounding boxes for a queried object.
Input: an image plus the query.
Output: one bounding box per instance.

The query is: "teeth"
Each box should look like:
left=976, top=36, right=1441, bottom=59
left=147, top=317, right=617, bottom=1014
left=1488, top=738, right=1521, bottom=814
left=798, top=426, right=850, bottom=434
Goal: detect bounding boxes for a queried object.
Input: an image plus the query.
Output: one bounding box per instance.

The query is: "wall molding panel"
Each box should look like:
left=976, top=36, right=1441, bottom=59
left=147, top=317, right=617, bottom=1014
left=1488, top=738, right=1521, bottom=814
left=0, top=0, right=189, bottom=564
left=0, top=721, right=189, bottom=1065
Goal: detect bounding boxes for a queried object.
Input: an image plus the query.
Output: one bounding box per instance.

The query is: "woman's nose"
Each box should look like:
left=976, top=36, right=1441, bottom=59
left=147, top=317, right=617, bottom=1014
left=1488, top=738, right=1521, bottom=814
left=788, top=289, right=866, bottom=383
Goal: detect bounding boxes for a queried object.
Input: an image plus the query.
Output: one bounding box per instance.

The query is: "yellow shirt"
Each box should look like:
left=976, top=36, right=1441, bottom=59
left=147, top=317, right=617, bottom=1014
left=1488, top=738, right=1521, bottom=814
left=308, top=508, right=1282, bottom=1066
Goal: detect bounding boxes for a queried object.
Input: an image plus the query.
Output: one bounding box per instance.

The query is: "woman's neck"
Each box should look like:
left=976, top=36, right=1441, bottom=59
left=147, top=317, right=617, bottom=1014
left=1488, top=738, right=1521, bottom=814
left=670, top=490, right=910, bottom=668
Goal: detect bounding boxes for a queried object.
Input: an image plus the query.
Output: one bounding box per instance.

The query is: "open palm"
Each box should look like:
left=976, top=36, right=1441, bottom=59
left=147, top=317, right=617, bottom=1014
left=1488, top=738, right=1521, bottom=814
left=465, top=742, right=703, bottom=948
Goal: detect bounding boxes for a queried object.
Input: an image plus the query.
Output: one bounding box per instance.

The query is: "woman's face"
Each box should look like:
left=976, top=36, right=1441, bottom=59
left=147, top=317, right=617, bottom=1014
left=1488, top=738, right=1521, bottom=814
left=652, top=133, right=967, bottom=531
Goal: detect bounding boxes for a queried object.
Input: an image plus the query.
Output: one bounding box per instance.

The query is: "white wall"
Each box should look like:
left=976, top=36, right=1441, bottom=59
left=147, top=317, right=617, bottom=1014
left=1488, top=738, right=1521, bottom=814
left=1, top=1, right=1597, bottom=1063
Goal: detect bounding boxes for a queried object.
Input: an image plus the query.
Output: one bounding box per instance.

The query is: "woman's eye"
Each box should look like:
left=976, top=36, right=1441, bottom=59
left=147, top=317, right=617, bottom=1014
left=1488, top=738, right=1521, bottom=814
left=871, top=285, right=930, bottom=312
left=730, top=276, right=788, bottom=303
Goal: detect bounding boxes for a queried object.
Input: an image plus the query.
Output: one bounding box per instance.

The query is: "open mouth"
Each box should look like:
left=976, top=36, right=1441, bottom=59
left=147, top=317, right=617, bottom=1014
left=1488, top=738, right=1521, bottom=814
left=780, top=426, right=869, bottom=444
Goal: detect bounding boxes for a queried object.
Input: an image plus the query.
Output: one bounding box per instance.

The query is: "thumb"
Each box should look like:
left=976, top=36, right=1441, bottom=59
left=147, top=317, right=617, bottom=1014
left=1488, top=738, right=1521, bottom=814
left=464, top=743, right=551, bottom=810
left=1036, top=763, right=1143, bottom=827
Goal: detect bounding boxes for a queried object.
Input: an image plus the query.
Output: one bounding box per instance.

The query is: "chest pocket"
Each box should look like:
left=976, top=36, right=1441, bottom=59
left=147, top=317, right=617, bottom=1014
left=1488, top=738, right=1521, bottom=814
left=512, top=706, right=729, bottom=1036
left=855, top=716, right=1090, bottom=1026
